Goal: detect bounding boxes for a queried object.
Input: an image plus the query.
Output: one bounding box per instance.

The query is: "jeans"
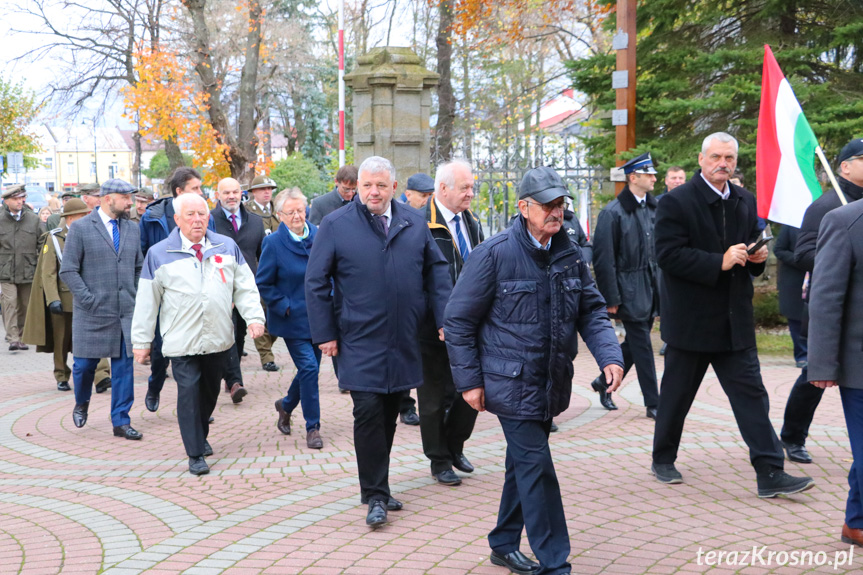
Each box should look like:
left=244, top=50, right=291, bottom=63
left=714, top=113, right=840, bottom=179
left=281, top=338, right=322, bottom=431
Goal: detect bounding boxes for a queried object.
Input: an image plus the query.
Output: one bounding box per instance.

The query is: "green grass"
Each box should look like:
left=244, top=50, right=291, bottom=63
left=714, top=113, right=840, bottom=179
left=755, top=332, right=794, bottom=355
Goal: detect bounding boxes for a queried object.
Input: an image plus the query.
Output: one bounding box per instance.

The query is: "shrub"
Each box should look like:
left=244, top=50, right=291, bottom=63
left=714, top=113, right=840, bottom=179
left=270, top=153, right=328, bottom=199
left=752, top=288, right=786, bottom=328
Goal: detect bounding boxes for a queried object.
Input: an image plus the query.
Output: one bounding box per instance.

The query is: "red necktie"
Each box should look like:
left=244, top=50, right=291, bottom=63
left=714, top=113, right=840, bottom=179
left=230, top=214, right=238, bottom=233
left=192, top=243, right=203, bottom=262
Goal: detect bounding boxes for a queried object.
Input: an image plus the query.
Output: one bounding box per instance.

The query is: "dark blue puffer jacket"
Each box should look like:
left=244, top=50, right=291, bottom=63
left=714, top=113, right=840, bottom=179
left=140, top=196, right=215, bottom=255
left=444, top=215, right=623, bottom=420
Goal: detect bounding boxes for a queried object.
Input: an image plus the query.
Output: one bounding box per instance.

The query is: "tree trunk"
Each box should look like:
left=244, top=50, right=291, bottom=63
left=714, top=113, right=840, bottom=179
left=462, top=43, right=471, bottom=161
left=435, top=0, right=455, bottom=160
left=132, top=128, right=142, bottom=187
left=165, top=137, right=185, bottom=172
left=236, top=0, right=263, bottom=183
left=262, top=104, right=272, bottom=163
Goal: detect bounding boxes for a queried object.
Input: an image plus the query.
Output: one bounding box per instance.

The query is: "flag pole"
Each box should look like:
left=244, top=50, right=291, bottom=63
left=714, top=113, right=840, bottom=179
left=815, top=146, right=847, bottom=206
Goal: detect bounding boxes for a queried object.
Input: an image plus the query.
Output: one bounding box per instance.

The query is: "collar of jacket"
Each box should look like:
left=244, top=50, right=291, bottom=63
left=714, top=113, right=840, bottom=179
left=276, top=221, right=317, bottom=254
left=164, top=227, right=226, bottom=257
left=617, top=185, right=657, bottom=213
left=838, top=176, right=863, bottom=202
left=358, top=200, right=412, bottom=238
left=142, top=196, right=172, bottom=222
left=691, top=169, right=742, bottom=205
left=513, top=214, right=576, bottom=262
left=427, top=198, right=479, bottom=235
left=214, top=201, right=249, bottom=222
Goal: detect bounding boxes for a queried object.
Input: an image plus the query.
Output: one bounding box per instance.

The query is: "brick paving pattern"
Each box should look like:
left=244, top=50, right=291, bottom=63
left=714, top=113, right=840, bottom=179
left=0, top=332, right=856, bottom=574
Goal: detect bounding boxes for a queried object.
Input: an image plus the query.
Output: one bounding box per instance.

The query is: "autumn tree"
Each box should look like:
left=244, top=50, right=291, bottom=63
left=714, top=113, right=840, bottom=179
left=0, top=76, right=43, bottom=173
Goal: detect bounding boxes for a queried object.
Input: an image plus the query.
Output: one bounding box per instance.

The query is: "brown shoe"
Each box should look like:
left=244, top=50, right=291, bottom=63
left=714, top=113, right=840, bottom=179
left=306, top=429, right=323, bottom=449
left=842, top=523, right=863, bottom=546
left=229, top=383, right=247, bottom=404
left=274, top=399, right=291, bottom=435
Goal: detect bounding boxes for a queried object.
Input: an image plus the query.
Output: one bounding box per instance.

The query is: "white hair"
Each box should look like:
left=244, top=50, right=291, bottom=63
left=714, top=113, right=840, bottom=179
left=434, top=158, right=472, bottom=194
left=701, top=132, right=739, bottom=154
left=273, top=187, right=307, bottom=213
left=358, top=156, right=396, bottom=183
left=172, top=192, right=208, bottom=214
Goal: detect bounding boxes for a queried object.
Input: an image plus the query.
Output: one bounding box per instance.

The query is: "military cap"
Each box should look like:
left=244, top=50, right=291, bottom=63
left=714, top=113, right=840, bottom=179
left=518, top=166, right=571, bottom=204
left=838, top=138, right=863, bottom=164
left=621, top=152, right=658, bottom=175
left=76, top=183, right=101, bottom=196
left=1, top=184, right=26, bottom=199
left=60, top=190, right=79, bottom=199
left=406, top=173, right=435, bottom=193
left=248, top=175, right=278, bottom=191
left=100, top=178, right=135, bottom=196
left=134, top=187, right=154, bottom=202
left=60, top=198, right=90, bottom=217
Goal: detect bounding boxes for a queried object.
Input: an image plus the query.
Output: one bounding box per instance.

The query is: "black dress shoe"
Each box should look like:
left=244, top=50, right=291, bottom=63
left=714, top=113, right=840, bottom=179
left=366, top=500, right=387, bottom=527
left=113, top=424, right=143, bottom=440
left=202, top=440, right=213, bottom=457
left=782, top=441, right=813, bottom=463
left=399, top=408, right=420, bottom=425
left=242, top=351, right=249, bottom=357
left=16, top=342, right=29, bottom=351
left=433, top=469, right=462, bottom=485
left=549, top=420, right=559, bottom=433
left=490, top=549, right=540, bottom=574
left=386, top=498, right=403, bottom=511
left=646, top=407, right=658, bottom=419
left=275, top=399, right=291, bottom=435
left=208, top=416, right=214, bottom=424
left=95, top=377, right=112, bottom=394
left=189, top=456, right=210, bottom=475
left=57, top=381, right=71, bottom=391
left=262, top=361, right=279, bottom=372
left=659, top=343, right=667, bottom=356
left=72, top=402, right=89, bottom=428
left=452, top=452, right=474, bottom=473
left=591, top=377, right=618, bottom=410
left=145, top=390, right=160, bottom=412
left=8, top=342, right=18, bottom=351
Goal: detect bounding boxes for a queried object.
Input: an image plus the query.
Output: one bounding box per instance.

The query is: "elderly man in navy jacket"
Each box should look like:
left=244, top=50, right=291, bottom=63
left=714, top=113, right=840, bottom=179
left=306, top=156, right=451, bottom=528
left=445, top=167, right=624, bottom=575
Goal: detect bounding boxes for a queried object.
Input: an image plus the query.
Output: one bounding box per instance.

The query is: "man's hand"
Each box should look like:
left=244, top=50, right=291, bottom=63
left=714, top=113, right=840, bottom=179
left=247, top=323, right=265, bottom=339
left=747, top=242, right=769, bottom=264
left=438, top=328, right=445, bottom=341
left=603, top=364, right=624, bottom=392
left=606, top=305, right=619, bottom=315
left=133, top=348, right=151, bottom=365
left=721, top=243, right=749, bottom=270
left=48, top=300, right=64, bottom=315
left=811, top=380, right=838, bottom=389
left=319, top=340, right=338, bottom=357
left=463, top=387, right=485, bottom=412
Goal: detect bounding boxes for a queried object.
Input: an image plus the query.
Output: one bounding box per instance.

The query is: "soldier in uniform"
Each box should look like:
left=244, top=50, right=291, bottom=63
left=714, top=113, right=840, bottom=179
left=1, top=185, right=43, bottom=350
left=22, top=199, right=111, bottom=390
left=46, top=190, right=81, bottom=230
left=243, top=175, right=279, bottom=372
left=130, top=188, right=153, bottom=223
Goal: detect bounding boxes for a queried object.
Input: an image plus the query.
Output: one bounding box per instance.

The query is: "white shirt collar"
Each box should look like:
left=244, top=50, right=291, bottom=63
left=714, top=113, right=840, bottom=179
left=180, top=231, right=210, bottom=251
left=435, top=199, right=459, bottom=223
left=700, top=172, right=730, bottom=200
left=97, top=205, right=113, bottom=225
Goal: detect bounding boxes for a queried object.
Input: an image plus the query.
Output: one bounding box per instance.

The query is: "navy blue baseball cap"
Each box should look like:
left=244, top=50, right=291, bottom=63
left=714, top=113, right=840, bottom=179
left=838, top=138, right=863, bottom=164
left=100, top=178, right=136, bottom=196
left=621, top=152, right=658, bottom=175
left=518, top=167, right=571, bottom=204
left=406, top=173, right=435, bottom=193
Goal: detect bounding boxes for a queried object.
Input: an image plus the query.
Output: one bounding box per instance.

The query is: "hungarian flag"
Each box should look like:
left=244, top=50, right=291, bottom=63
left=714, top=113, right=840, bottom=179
left=756, top=45, right=822, bottom=227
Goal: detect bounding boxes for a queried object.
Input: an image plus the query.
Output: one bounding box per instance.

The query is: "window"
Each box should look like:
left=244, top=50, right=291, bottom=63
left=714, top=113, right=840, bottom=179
left=90, top=162, right=96, bottom=176
left=109, top=163, right=119, bottom=179
left=44, top=157, right=53, bottom=169
left=67, top=162, right=75, bottom=176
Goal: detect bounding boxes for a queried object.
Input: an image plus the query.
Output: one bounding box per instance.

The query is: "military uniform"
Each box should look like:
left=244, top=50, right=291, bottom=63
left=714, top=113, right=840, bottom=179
left=22, top=202, right=111, bottom=389
left=1, top=185, right=42, bottom=348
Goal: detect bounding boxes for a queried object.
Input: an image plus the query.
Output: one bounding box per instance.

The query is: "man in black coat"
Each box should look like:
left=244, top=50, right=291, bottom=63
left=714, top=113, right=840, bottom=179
left=783, top=138, right=863, bottom=464
left=211, top=177, right=267, bottom=404
left=652, top=132, right=814, bottom=498
left=418, top=159, right=485, bottom=487
left=445, top=166, right=623, bottom=575
left=308, top=164, right=358, bottom=225
left=590, top=152, right=660, bottom=417
left=305, top=156, right=451, bottom=528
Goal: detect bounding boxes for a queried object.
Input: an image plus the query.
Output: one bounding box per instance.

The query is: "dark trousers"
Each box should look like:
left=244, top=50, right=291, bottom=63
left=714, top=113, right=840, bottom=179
left=148, top=318, right=169, bottom=394
left=597, top=319, right=659, bottom=408
left=780, top=365, right=824, bottom=445
left=336, top=356, right=415, bottom=413
left=418, top=343, right=478, bottom=473
left=171, top=350, right=229, bottom=457
left=489, top=417, right=570, bottom=575
left=787, top=319, right=808, bottom=364
left=653, top=345, right=784, bottom=473
left=73, top=334, right=134, bottom=426
left=223, top=344, right=244, bottom=387
left=282, top=338, right=322, bottom=432
left=841, top=387, right=863, bottom=529
left=351, top=390, right=402, bottom=503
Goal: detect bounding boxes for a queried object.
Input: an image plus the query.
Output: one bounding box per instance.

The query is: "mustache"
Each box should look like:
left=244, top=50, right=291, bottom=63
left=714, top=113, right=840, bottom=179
left=544, top=216, right=562, bottom=224
left=712, top=167, right=730, bottom=174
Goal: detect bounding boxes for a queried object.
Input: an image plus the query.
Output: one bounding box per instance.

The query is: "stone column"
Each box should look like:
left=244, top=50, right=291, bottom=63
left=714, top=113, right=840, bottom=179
left=345, top=47, right=440, bottom=194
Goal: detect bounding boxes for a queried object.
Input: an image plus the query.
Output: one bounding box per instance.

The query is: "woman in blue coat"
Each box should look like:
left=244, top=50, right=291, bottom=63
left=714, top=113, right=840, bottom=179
left=256, top=188, right=323, bottom=449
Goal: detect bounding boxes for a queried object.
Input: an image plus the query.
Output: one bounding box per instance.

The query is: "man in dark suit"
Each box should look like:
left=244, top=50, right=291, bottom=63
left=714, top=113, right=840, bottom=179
left=651, top=132, right=814, bottom=497
left=59, top=178, right=144, bottom=440
left=306, top=156, right=451, bottom=528
left=211, top=177, right=266, bottom=403
left=418, top=159, right=484, bottom=486
left=308, top=165, right=358, bottom=225
left=808, top=194, right=863, bottom=546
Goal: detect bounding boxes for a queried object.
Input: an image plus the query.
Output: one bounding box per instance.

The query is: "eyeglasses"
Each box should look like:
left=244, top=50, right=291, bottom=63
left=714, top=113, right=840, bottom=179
left=280, top=210, right=305, bottom=217
left=525, top=200, right=565, bottom=213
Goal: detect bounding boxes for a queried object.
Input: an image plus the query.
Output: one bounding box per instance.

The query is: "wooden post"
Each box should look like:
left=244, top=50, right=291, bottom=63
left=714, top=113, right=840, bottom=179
left=614, top=0, right=637, bottom=194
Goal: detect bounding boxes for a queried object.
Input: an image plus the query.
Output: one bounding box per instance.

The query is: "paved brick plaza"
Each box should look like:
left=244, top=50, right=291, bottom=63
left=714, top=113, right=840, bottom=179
left=0, top=334, right=857, bottom=574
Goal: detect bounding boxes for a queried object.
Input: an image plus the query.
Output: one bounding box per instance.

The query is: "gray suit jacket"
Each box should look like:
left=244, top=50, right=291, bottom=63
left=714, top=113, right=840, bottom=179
left=808, top=199, right=863, bottom=388
left=59, top=209, right=143, bottom=358
left=309, top=188, right=351, bottom=225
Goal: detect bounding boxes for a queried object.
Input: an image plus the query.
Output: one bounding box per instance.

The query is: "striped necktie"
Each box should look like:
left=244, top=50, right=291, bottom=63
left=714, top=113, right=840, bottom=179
left=110, top=220, right=120, bottom=253
left=453, top=214, right=469, bottom=262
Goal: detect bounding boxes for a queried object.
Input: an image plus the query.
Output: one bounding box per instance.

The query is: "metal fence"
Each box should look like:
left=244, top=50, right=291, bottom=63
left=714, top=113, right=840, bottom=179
left=434, top=132, right=604, bottom=236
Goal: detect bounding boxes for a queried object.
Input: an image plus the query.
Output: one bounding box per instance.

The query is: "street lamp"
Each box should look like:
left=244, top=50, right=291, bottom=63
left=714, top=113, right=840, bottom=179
left=85, top=118, right=99, bottom=184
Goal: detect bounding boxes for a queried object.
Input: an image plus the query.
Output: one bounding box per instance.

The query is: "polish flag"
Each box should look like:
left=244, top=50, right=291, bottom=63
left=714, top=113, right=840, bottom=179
left=756, top=45, right=822, bottom=227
